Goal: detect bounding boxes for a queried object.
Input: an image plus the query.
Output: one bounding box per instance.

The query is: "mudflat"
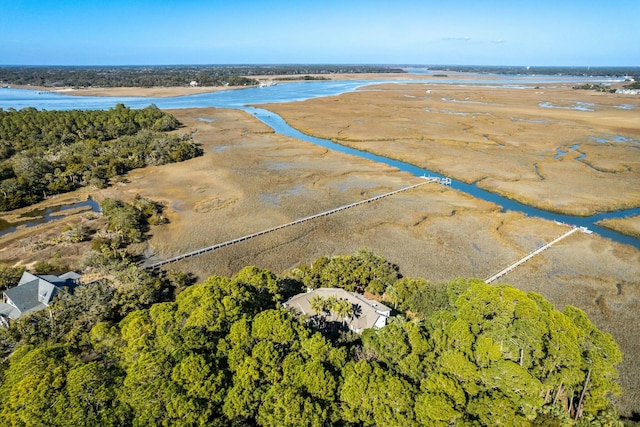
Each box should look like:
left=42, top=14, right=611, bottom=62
left=1, top=81, right=639, bottom=414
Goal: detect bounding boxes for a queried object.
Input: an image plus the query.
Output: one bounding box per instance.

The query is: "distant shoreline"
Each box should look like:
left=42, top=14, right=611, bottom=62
left=7, top=72, right=465, bottom=98
left=8, top=84, right=240, bottom=98
left=6, top=69, right=630, bottom=98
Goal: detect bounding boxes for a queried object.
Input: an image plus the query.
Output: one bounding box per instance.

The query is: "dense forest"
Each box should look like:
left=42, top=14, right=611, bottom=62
left=0, top=104, right=202, bottom=211
left=0, top=245, right=624, bottom=426
left=0, top=65, right=405, bottom=88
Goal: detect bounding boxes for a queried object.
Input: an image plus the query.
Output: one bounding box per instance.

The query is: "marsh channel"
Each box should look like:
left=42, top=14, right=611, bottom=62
left=1, top=75, right=638, bottom=249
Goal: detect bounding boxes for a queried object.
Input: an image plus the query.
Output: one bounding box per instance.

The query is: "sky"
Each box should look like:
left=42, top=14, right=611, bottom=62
left=1, top=0, right=638, bottom=66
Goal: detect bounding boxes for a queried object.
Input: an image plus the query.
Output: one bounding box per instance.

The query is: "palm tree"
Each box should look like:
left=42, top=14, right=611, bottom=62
left=310, top=295, right=328, bottom=315
left=333, top=299, right=354, bottom=329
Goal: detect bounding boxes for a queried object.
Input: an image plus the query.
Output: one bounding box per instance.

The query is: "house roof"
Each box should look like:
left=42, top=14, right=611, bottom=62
left=283, top=288, right=392, bottom=333
left=0, top=303, right=21, bottom=321
left=2, top=271, right=80, bottom=321
left=18, top=271, right=79, bottom=287
left=18, top=271, right=40, bottom=286
left=4, top=277, right=55, bottom=317
left=58, top=271, right=81, bottom=281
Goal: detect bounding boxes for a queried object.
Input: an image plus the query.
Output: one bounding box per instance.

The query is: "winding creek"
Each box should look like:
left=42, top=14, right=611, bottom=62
left=1, top=76, right=639, bottom=249
left=0, top=198, right=101, bottom=238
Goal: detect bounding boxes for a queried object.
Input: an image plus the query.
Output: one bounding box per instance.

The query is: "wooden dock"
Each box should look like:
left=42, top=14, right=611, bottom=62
left=145, top=179, right=440, bottom=271
left=485, top=226, right=580, bottom=284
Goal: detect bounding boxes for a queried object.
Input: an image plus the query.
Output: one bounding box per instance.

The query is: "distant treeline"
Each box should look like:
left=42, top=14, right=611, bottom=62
left=274, top=75, right=331, bottom=81
left=244, top=65, right=405, bottom=75
left=424, top=64, right=640, bottom=78
left=0, top=65, right=405, bottom=88
left=0, top=104, right=202, bottom=211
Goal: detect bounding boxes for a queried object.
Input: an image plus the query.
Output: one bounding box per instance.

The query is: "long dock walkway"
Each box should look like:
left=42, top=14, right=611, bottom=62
left=485, top=226, right=580, bottom=284
left=145, top=179, right=437, bottom=271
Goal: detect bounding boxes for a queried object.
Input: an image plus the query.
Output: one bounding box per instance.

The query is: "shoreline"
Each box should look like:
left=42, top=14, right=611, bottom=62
left=5, top=71, right=484, bottom=98
left=9, top=83, right=242, bottom=98
left=4, top=68, right=629, bottom=99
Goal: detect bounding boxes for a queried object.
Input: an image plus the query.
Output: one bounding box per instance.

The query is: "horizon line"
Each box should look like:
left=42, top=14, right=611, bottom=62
left=1, top=63, right=639, bottom=69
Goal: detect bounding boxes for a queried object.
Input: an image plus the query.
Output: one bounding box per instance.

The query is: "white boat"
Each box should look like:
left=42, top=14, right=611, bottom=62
left=579, top=226, right=593, bottom=234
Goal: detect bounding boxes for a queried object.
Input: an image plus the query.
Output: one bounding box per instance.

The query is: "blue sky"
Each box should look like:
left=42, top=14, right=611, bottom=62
left=1, top=0, right=638, bottom=66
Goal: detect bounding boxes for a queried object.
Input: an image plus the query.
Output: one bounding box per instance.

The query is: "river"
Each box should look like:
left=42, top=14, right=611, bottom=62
left=1, top=76, right=638, bottom=249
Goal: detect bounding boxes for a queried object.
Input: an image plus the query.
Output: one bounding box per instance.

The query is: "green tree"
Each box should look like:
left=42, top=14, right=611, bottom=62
left=431, top=282, right=621, bottom=425
left=0, top=345, right=77, bottom=426
left=0, top=106, right=199, bottom=211
left=339, top=360, right=417, bottom=426
left=62, top=361, right=126, bottom=426
left=0, top=255, right=624, bottom=427
left=285, top=249, right=400, bottom=294
left=0, top=264, right=24, bottom=292
left=256, top=384, right=329, bottom=427
left=310, top=294, right=329, bottom=315
left=224, top=309, right=343, bottom=425
left=564, top=306, right=622, bottom=418
left=332, top=299, right=354, bottom=326
left=104, top=288, right=233, bottom=425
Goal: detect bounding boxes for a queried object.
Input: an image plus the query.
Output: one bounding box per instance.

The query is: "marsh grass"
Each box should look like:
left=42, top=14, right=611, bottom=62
left=1, top=104, right=638, bottom=416
left=263, top=83, right=640, bottom=216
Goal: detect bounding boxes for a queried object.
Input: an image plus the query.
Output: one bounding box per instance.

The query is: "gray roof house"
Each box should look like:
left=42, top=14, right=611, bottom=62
left=0, top=271, right=80, bottom=326
left=283, top=287, right=392, bottom=334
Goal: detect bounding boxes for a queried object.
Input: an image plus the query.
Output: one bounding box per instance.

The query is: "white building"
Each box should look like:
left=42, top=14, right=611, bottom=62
left=283, top=287, right=392, bottom=333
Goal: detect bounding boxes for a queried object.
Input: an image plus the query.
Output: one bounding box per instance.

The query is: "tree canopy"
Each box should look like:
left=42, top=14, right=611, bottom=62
left=285, top=248, right=401, bottom=295
left=0, top=104, right=202, bottom=211
left=0, top=252, right=624, bottom=426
